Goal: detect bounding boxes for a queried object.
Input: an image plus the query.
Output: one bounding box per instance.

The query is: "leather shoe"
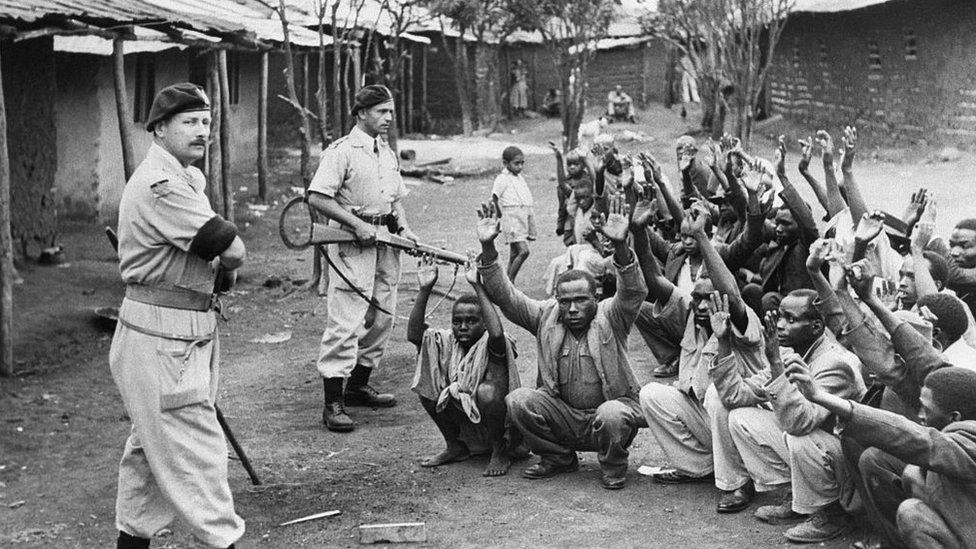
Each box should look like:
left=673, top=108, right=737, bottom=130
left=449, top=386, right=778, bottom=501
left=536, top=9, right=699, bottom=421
left=345, top=384, right=397, bottom=408
left=323, top=402, right=355, bottom=432
left=522, top=455, right=579, bottom=479
left=717, top=480, right=755, bottom=513
left=652, top=470, right=713, bottom=484
left=652, top=359, right=679, bottom=378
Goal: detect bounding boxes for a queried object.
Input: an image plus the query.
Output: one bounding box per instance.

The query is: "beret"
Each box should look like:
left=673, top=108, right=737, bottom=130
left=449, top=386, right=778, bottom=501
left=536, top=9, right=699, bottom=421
left=146, top=83, right=211, bottom=131
left=352, top=84, right=393, bottom=115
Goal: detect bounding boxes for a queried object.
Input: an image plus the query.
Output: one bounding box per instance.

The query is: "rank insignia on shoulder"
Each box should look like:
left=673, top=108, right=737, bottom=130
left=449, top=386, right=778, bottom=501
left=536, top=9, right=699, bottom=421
left=150, top=179, right=172, bottom=197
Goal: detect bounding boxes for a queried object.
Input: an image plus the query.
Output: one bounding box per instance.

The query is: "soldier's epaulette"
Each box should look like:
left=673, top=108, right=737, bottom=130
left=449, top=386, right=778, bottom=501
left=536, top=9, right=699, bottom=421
left=326, top=136, right=350, bottom=150
left=150, top=179, right=172, bottom=197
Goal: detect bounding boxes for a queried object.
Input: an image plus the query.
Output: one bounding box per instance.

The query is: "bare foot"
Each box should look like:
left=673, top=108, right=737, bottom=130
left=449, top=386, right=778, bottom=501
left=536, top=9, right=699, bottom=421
left=482, top=445, right=512, bottom=477
left=420, top=444, right=469, bottom=468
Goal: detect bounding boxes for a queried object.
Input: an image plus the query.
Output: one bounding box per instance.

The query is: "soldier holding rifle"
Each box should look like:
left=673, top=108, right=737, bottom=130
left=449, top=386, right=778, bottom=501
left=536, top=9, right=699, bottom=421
left=307, top=84, right=420, bottom=433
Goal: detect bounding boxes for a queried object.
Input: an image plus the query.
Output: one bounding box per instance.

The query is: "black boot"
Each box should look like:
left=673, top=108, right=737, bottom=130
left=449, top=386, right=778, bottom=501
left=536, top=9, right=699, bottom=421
left=322, top=378, right=354, bottom=432
left=344, top=365, right=396, bottom=408
left=117, top=531, right=150, bottom=549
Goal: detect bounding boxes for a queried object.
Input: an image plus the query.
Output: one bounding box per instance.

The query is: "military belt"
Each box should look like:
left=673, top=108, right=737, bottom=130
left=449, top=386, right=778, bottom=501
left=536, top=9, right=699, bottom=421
left=125, top=283, right=213, bottom=312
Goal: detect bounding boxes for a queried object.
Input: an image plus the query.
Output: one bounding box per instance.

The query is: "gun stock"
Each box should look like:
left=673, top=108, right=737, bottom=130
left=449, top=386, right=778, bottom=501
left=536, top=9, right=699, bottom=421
left=309, top=222, right=466, bottom=265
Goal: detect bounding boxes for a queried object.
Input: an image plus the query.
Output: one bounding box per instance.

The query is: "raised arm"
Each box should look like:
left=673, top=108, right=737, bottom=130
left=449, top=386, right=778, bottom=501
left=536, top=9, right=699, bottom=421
left=840, top=126, right=869, bottom=224
left=631, top=185, right=677, bottom=305
left=407, top=254, right=439, bottom=349
left=690, top=206, right=749, bottom=332
left=476, top=202, right=544, bottom=334
left=814, top=130, right=847, bottom=216
left=805, top=239, right=845, bottom=335
left=465, top=258, right=504, bottom=341
left=910, top=222, right=941, bottom=299
left=797, top=136, right=831, bottom=215
left=775, top=136, right=819, bottom=245
left=592, top=192, right=647, bottom=331
left=641, top=152, right=683, bottom=223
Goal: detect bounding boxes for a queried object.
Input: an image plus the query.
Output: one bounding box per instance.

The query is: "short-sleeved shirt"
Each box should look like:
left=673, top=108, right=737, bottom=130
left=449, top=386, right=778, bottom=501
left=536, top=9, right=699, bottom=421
left=492, top=170, right=533, bottom=208
left=307, top=125, right=408, bottom=216
left=557, top=333, right=605, bottom=410
left=117, top=143, right=220, bottom=294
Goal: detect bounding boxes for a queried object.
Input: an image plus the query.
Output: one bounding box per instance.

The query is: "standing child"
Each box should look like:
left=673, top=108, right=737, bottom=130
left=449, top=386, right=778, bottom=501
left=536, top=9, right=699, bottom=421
left=550, top=141, right=595, bottom=246
left=492, top=146, right=535, bottom=282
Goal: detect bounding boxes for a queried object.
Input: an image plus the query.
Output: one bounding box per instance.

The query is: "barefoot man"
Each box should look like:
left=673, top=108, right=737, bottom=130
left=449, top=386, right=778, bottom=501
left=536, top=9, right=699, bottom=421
left=408, top=255, right=522, bottom=476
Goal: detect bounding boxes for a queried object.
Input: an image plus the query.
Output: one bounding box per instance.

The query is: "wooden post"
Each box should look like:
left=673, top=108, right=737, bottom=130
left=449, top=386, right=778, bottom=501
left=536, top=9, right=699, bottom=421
left=207, top=54, right=223, bottom=214
left=0, top=46, right=13, bottom=377
left=257, top=51, right=269, bottom=202
left=405, top=47, right=414, bottom=134
left=351, top=45, right=362, bottom=94
left=112, top=37, right=136, bottom=181
left=217, top=50, right=233, bottom=222
left=420, top=44, right=427, bottom=131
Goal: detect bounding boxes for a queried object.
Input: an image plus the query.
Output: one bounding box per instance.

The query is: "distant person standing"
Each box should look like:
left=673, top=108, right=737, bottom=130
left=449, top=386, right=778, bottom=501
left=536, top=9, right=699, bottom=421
left=510, top=59, right=529, bottom=118
left=491, top=146, right=536, bottom=283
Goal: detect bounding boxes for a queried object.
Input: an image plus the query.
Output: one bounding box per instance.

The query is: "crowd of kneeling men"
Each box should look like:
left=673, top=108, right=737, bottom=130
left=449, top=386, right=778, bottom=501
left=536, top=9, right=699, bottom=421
left=408, top=127, right=976, bottom=548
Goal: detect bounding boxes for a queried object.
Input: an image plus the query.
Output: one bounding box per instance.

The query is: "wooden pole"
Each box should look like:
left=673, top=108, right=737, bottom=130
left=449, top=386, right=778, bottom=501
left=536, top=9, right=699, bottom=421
left=207, top=55, right=223, bottom=214
left=421, top=44, right=427, bottom=131
left=217, top=50, right=233, bottom=222
left=257, top=51, right=269, bottom=202
left=405, top=47, right=413, bottom=134
left=0, top=45, right=13, bottom=377
left=112, top=37, right=136, bottom=181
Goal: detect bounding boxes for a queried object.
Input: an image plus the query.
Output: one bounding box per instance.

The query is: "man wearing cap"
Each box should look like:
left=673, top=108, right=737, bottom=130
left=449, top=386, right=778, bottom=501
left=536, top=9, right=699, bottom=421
left=111, top=83, right=245, bottom=548
left=307, top=84, right=420, bottom=433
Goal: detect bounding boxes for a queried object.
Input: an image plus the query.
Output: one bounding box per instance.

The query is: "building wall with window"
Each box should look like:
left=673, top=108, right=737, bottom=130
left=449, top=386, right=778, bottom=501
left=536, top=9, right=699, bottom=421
left=767, top=0, right=976, bottom=145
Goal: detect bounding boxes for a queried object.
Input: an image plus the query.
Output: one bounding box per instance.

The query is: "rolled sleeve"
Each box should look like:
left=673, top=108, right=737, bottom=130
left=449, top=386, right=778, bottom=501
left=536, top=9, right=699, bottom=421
left=308, top=147, right=347, bottom=198
left=147, top=181, right=219, bottom=252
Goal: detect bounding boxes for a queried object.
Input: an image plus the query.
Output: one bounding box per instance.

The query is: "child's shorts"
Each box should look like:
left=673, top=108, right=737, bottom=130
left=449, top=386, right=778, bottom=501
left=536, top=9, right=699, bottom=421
left=501, top=205, right=537, bottom=243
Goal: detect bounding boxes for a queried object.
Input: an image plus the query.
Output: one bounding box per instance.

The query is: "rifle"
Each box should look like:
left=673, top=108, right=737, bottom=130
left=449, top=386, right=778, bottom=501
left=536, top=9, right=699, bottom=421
left=278, top=196, right=466, bottom=265
left=105, top=227, right=262, bottom=486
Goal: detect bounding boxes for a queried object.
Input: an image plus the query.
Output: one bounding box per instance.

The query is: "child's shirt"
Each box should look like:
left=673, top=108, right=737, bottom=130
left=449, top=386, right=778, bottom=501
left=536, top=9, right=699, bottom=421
left=492, top=170, right=534, bottom=208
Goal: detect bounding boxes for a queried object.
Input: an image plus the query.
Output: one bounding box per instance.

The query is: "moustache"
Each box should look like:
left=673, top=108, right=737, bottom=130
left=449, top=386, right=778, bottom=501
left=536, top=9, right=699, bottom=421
left=190, top=139, right=209, bottom=146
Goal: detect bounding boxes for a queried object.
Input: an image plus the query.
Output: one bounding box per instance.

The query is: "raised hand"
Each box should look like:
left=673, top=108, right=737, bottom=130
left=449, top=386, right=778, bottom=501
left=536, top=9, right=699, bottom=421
left=707, top=291, right=731, bottom=340
left=921, top=195, right=937, bottom=225
left=912, top=221, right=934, bottom=251
left=702, top=139, right=719, bottom=169
left=687, top=203, right=710, bottom=236
left=630, top=185, right=658, bottom=228
left=806, top=238, right=834, bottom=272
left=815, top=130, right=834, bottom=162
left=639, top=151, right=664, bottom=183
left=678, top=144, right=697, bottom=172
left=594, top=191, right=631, bottom=243
left=854, top=210, right=886, bottom=244
left=798, top=137, right=814, bottom=173
left=841, top=125, right=857, bottom=172
left=784, top=356, right=820, bottom=402
left=476, top=202, right=501, bottom=243
left=775, top=135, right=787, bottom=177
left=740, top=161, right=766, bottom=195
left=762, top=310, right=784, bottom=379
left=547, top=140, right=561, bottom=154
left=846, top=258, right=879, bottom=301
left=903, top=188, right=928, bottom=228
left=416, top=254, right=439, bottom=289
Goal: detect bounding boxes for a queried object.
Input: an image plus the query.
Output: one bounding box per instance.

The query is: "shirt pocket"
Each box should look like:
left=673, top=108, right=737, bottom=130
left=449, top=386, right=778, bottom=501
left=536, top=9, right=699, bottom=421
left=156, top=341, right=212, bottom=411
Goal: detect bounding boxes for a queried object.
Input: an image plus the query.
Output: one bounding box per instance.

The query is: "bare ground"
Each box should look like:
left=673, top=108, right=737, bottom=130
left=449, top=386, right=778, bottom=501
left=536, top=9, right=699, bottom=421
left=2, top=103, right=975, bottom=548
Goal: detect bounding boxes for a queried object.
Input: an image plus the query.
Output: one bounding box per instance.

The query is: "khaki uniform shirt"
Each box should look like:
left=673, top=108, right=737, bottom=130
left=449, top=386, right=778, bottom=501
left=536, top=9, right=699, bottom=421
left=307, top=125, right=408, bottom=217
left=117, top=142, right=219, bottom=295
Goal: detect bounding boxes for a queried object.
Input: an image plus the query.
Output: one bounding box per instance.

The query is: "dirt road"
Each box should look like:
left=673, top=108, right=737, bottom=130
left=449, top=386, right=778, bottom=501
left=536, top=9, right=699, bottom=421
left=2, top=104, right=973, bottom=547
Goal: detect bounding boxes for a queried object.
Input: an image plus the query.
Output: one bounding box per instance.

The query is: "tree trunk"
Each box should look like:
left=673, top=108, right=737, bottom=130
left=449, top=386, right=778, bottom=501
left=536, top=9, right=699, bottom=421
left=206, top=57, right=224, bottom=214
left=474, top=43, right=500, bottom=132
left=112, top=38, right=135, bottom=182
left=0, top=47, right=12, bottom=377
left=451, top=39, right=474, bottom=135
left=699, top=75, right=718, bottom=135
left=257, top=51, right=269, bottom=202
left=217, top=50, right=233, bottom=222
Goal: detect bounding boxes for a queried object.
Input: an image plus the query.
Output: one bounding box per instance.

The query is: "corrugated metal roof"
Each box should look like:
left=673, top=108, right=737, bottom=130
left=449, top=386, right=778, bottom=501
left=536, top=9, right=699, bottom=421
left=54, top=35, right=185, bottom=55
left=791, top=0, right=897, bottom=13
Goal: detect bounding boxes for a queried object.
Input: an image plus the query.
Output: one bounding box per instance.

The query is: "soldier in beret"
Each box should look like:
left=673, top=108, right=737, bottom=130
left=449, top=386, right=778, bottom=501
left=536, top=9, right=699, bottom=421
left=111, top=83, right=245, bottom=548
left=307, top=84, right=420, bottom=432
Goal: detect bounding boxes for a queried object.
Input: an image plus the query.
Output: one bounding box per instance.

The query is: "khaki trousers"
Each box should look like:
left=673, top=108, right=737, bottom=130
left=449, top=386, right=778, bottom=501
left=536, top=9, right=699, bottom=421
left=898, top=499, right=963, bottom=549
left=729, top=407, right=855, bottom=514
left=110, top=299, right=244, bottom=548
left=639, top=382, right=752, bottom=490
left=506, top=388, right=644, bottom=475
left=318, top=239, right=401, bottom=378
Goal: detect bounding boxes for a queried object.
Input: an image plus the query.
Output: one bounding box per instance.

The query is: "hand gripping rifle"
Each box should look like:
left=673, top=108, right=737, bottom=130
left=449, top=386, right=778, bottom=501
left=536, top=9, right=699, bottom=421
left=278, top=196, right=467, bottom=265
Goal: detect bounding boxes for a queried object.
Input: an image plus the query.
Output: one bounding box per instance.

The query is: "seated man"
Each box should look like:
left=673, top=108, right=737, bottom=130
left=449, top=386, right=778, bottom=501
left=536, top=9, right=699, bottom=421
left=477, top=195, right=648, bottom=490
left=606, top=85, right=636, bottom=123
left=408, top=255, right=522, bottom=477
left=541, top=88, right=561, bottom=117
left=916, top=293, right=976, bottom=368
left=788, top=365, right=976, bottom=549
left=726, top=291, right=866, bottom=543
left=636, top=206, right=769, bottom=513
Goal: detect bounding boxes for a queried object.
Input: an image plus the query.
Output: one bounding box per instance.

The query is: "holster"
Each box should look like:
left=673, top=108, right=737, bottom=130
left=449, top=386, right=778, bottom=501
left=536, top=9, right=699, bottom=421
left=386, top=213, right=401, bottom=235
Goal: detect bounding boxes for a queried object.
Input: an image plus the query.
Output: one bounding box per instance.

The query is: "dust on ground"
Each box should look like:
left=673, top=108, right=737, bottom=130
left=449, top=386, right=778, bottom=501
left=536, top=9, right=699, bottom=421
left=2, top=103, right=974, bottom=548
